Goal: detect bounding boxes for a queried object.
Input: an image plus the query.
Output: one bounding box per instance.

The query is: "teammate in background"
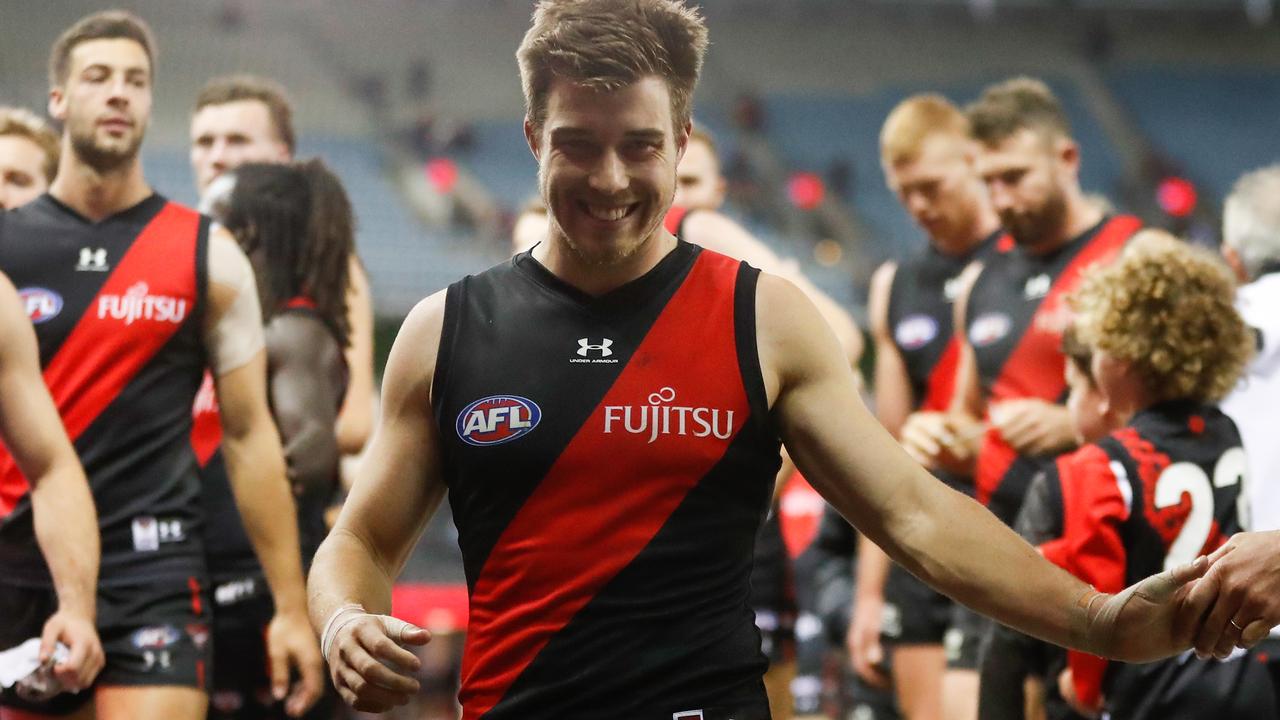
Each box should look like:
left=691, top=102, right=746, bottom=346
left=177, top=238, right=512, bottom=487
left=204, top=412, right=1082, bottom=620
left=311, top=2, right=1215, bottom=717
left=511, top=197, right=549, bottom=254
left=0, top=12, right=321, bottom=719
left=985, top=232, right=1269, bottom=719
left=850, top=95, right=1003, bottom=720
left=0, top=108, right=59, bottom=210
left=1171, top=166, right=1280, bottom=666
left=1220, top=165, right=1280, bottom=533
left=189, top=74, right=375, bottom=455
left=203, top=160, right=352, bottom=720
left=898, top=78, right=1142, bottom=716
left=0, top=272, right=104, bottom=705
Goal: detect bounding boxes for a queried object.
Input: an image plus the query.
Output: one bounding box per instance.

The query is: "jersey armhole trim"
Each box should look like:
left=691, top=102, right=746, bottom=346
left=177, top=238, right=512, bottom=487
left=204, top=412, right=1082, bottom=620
left=733, top=263, right=775, bottom=438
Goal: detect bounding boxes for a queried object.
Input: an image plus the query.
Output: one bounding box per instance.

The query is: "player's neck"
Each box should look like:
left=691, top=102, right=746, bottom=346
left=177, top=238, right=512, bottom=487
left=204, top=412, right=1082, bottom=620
left=50, top=155, right=151, bottom=222
left=1060, top=190, right=1105, bottom=246
left=1022, top=189, right=1105, bottom=257
left=535, top=230, right=678, bottom=297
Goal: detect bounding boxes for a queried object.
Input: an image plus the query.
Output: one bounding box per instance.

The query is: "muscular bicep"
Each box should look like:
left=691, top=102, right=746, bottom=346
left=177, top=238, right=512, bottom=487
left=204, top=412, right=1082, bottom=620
left=760, top=273, right=934, bottom=546
left=0, top=274, right=76, bottom=484
left=334, top=292, right=448, bottom=576
left=202, top=226, right=265, bottom=379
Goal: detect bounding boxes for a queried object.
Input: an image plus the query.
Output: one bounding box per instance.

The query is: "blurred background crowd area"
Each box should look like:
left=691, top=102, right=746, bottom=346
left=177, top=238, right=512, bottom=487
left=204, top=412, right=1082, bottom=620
left=3, top=1, right=1279, bottom=717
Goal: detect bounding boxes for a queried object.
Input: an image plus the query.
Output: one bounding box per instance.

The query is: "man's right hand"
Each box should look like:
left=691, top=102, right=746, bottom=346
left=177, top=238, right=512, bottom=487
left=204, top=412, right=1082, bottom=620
left=847, top=594, right=889, bottom=688
left=39, top=609, right=103, bottom=692
left=326, top=611, right=430, bottom=713
left=899, top=411, right=980, bottom=475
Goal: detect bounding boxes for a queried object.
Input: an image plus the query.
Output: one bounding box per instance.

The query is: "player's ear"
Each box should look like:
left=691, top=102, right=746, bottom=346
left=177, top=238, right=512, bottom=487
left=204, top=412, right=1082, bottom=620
left=524, top=117, right=541, bottom=162
left=675, top=120, right=691, bottom=161
left=48, top=86, right=68, bottom=123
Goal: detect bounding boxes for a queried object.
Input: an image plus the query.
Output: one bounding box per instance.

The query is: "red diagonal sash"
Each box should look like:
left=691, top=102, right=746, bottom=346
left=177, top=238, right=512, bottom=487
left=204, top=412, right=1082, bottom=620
left=458, top=251, right=749, bottom=719
left=976, top=215, right=1140, bottom=505
left=0, top=203, right=199, bottom=516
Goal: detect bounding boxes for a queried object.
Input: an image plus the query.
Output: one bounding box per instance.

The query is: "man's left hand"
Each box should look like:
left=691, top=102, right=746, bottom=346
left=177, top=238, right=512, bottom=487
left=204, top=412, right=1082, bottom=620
left=989, top=399, right=1076, bottom=456
left=39, top=609, right=104, bottom=692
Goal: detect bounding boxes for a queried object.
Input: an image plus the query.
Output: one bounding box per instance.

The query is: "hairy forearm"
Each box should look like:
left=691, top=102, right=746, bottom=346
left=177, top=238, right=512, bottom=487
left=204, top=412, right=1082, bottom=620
left=30, top=460, right=98, bottom=618
left=885, top=478, right=1091, bottom=651
left=308, top=527, right=397, bottom=632
left=223, top=428, right=308, bottom=613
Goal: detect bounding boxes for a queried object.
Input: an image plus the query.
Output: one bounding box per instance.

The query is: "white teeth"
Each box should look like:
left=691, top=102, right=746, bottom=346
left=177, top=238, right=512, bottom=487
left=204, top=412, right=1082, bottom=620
left=586, top=204, right=631, bottom=221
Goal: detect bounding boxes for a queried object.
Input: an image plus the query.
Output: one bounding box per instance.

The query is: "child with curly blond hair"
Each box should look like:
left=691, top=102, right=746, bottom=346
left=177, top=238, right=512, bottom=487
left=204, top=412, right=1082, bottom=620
left=1003, top=230, right=1270, bottom=720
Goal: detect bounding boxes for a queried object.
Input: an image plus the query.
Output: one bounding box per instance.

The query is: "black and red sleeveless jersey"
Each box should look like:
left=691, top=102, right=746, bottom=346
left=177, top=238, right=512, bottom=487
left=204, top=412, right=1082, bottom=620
left=0, top=194, right=209, bottom=586
left=195, top=297, right=347, bottom=583
left=966, top=215, right=1140, bottom=523
left=1035, top=402, right=1245, bottom=711
left=433, top=241, right=781, bottom=719
left=887, top=231, right=1007, bottom=413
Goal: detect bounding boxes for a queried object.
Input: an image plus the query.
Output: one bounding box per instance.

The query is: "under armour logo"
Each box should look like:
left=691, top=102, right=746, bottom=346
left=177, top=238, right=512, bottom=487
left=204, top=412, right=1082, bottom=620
left=1024, top=273, right=1051, bottom=300
left=577, top=338, right=613, bottom=357
left=77, top=247, right=108, bottom=271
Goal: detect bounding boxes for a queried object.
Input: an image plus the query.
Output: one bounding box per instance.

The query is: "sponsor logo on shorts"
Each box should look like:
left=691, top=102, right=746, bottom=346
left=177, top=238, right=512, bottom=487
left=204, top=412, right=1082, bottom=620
left=19, top=287, right=62, bottom=324
left=97, top=281, right=189, bottom=326
left=894, top=314, right=938, bottom=351
left=185, top=623, right=210, bottom=651
left=456, top=395, right=541, bottom=446
left=132, top=624, right=181, bottom=650
left=968, top=312, right=1011, bottom=348
left=214, top=577, right=257, bottom=606
left=603, top=386, right=735, bottom=445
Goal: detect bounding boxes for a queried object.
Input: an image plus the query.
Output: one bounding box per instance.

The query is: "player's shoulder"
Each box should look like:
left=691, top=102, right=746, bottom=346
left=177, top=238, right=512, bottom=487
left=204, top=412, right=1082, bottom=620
left=266, top=311, right=341, bottom=365
left=1056, top=440, right=1123, bottom=486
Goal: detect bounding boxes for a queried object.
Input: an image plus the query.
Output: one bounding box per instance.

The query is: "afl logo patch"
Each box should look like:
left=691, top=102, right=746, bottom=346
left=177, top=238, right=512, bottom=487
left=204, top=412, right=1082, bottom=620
left=969, top=312, right=1012, bottom=348
left=457, top=395, right=541, bottom=446
left=19, top=287, right=63, bottom=323
left=894, top=314, right=938, bottom=351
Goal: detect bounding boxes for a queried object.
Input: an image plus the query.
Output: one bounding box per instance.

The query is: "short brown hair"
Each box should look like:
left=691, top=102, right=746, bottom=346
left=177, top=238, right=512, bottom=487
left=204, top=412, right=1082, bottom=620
left=195, top=74, right=296, bottom=154
left=1070, top=230, right=1252, bottom=404
left=49, top=10, right=156, bottom=88
left=965, top=77, right=1071, bottom=147
left=880, top=94, right=970, bottom=167
left=0, top=107, right=60, bottom=182
left=516, top=0, right=709, bottom=133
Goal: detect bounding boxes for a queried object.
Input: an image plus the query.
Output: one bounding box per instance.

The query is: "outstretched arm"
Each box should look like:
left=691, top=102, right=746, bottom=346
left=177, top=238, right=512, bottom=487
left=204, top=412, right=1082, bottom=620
left=308, top=291, right=450, bottom=713
left=0, top=273, right=102, bottom=691
left=759, top=272, right=1208, bottom=662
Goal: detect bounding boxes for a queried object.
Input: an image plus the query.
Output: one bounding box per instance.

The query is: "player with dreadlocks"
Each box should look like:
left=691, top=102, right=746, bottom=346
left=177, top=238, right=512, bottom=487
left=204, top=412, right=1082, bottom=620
left=202, top=158, right=351, bottom=720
